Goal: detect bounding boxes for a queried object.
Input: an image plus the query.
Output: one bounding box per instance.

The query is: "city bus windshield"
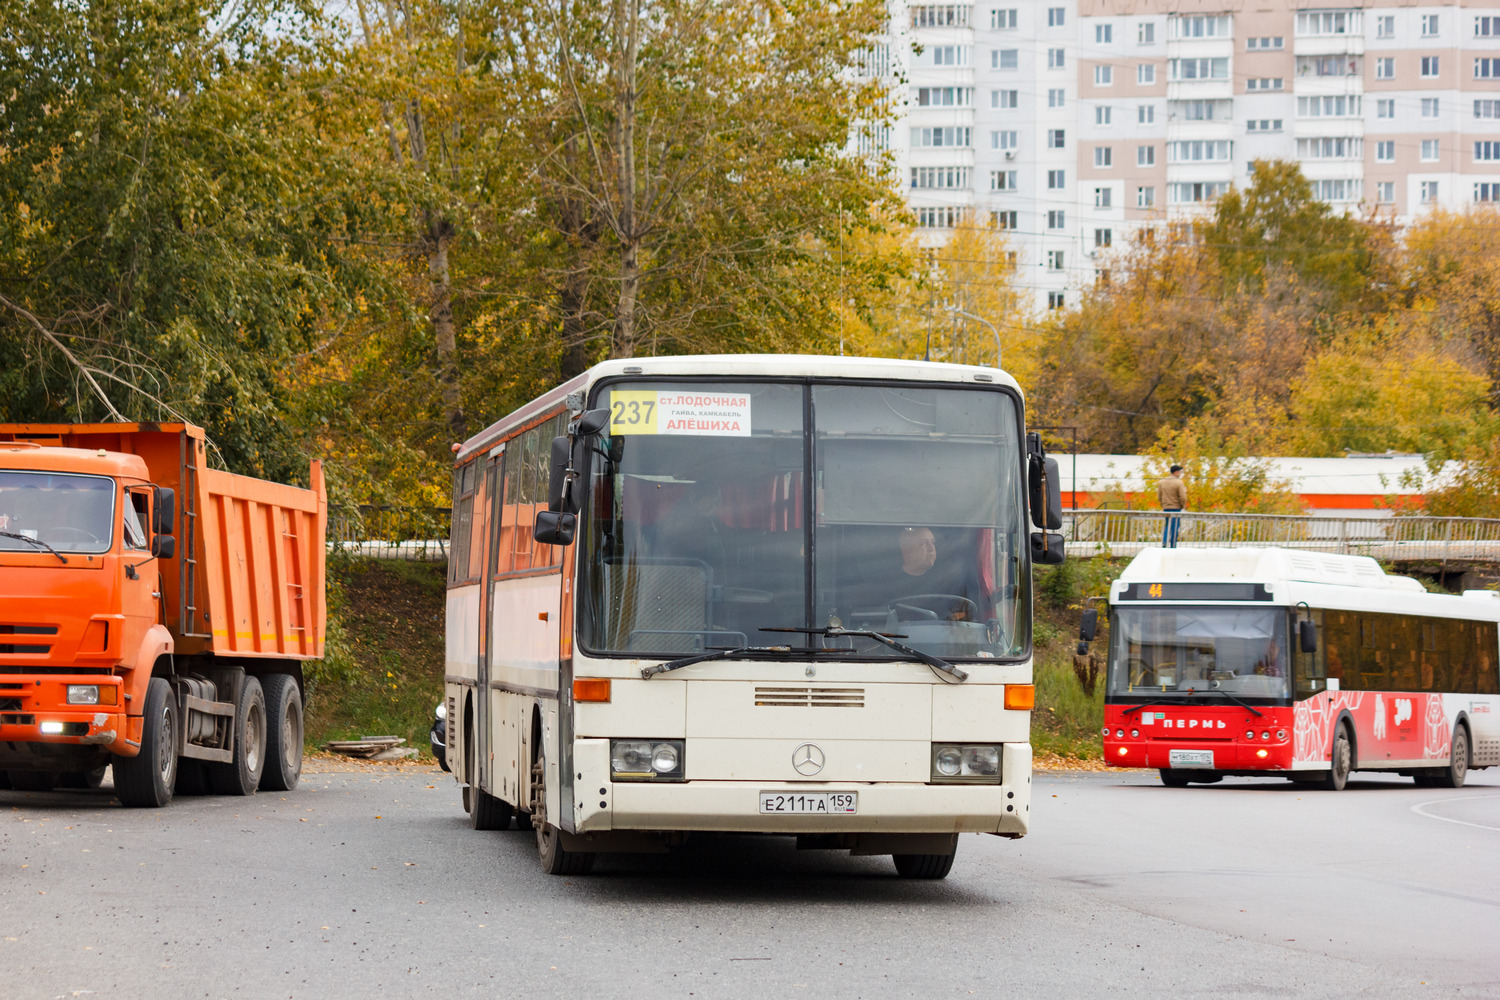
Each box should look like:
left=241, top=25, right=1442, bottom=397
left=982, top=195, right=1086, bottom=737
left=1108, top=606, right=1290, bottom=699
left=577, top=380, right=1029, bottom=662
left=0, top=471, right=116, bottom=554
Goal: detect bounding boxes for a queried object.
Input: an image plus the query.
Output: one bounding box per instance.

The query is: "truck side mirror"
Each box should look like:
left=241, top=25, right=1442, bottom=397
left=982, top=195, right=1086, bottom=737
left=533, top=510, right=576, bottom=546
left=1299, top=620, right=1317, bottom=654
left=1030, top=531, right=1065, bottom=565
left=1080, top=608, right=1098, bottom=642
left=154, top=488, right=176, bottom=534
left=151, top=533, right=176, bottom=559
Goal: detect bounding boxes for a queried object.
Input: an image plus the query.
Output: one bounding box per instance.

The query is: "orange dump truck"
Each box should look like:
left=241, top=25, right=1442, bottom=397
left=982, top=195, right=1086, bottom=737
left=0, top=423, right=325, bottom=807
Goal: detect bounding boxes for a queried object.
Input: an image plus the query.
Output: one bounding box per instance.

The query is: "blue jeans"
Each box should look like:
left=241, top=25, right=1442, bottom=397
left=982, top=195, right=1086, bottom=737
left=1162, top=509, right=1182, bottom=548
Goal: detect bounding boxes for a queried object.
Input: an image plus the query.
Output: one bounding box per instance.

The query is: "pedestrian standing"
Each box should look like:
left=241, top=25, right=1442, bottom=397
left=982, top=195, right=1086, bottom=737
left=1157, top=464, right=1187, bottom=548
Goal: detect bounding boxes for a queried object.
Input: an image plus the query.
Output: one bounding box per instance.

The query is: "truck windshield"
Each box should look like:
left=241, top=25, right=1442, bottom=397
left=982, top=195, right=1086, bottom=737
left=1108, top=606, right=1290, bottom=700
left=577, top=380, right=1029, bottom=661
left=0, top=471, right=116, bottom=554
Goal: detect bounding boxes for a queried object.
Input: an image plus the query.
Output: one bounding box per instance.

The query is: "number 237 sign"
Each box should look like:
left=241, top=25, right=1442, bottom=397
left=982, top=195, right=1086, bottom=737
left=608, top=390, right=751, bottom=437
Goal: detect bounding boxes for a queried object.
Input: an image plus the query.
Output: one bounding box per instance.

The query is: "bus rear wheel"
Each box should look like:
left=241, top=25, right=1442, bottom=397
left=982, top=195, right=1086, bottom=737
left=1322, top=725, right=1352, bottom=791
left=1436, top=726, right=1469, bottom=789
left=532, top=753, right=593, bottom=875
left=893, top=852, right=956, bottom=879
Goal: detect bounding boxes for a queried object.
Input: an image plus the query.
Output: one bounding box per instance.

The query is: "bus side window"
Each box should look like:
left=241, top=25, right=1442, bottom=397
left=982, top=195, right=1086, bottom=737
left=1295, top=609, right=1325, bottom=697
left=449, top=462, right=477, bottom=584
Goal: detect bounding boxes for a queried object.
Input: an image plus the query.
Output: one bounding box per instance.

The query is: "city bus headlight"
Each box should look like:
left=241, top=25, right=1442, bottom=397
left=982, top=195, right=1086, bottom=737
left=610, top=739, right=685, bottom=781
left=931, top=744, right=1001, bottom=783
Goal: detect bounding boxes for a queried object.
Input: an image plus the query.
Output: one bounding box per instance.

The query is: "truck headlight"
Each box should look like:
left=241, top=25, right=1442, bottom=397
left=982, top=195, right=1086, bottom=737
left=610, top=739, right=685, bottom=781
left=67, top=685, right=100, bottom=705
left=931, top=744, right=1002, bottom=783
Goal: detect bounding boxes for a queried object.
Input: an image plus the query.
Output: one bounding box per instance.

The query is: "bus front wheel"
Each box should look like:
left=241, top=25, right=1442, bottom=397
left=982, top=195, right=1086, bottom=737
left=1436, top=726, right=1469, bottom=789
left=532, top=753, right=594, bottom=876
left=1322, top=726, right=1352, bottom=791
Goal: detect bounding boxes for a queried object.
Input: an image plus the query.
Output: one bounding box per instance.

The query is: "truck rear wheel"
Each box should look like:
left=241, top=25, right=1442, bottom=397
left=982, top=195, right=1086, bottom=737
left=210, top=676, right=266, bottom=796
left=116, top=677, right=178, bottom=808
left=259, top=673, right=304, bottom=792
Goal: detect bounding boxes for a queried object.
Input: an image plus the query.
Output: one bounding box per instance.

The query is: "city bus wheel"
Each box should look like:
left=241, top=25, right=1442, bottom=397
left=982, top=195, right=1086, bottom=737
left=514, top=808, right=534, bottom=832
left=1436, top=726, right=1469, bottom=789
left=471, top=787, right=514, bottom=831
left=893, top=852, right=956, bottom=879
left=1159, top=769, right=1191, bottom=788
left=1322, top=726, right=1351, bottom=791
left=532, top=753, right=594, bottom=875
left=115, top=677, right=178, bottom=808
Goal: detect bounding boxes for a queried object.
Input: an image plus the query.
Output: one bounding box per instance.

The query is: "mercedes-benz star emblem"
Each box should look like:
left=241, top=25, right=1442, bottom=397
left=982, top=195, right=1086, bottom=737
left=792, top=743, right=825, bottom=776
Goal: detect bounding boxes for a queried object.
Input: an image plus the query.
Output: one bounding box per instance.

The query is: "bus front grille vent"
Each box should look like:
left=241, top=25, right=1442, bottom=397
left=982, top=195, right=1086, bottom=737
left=754, top=686, right=864, bottom=709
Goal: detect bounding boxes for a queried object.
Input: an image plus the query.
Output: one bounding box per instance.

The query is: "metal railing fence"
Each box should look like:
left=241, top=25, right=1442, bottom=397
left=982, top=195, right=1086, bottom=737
left=327, top=505, right=451, bottom=561
left=1062, top=509, right=1500, bottom=565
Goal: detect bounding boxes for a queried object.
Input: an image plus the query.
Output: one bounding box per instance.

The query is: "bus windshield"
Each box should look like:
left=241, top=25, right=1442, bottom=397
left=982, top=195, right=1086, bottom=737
left=1108, top=606, right=1290, bottom=699
left=578, top=380, right=1029, bottom=662
left=0, top=471, right=116, bottom=554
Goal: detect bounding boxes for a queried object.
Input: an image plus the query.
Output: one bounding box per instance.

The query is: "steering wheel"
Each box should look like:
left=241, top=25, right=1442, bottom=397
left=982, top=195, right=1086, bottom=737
left=892, top=594, right=979, bottom=622
left=45, top=527, right=102, bottom=545
left=1128, top=657, right=1152, bottom=686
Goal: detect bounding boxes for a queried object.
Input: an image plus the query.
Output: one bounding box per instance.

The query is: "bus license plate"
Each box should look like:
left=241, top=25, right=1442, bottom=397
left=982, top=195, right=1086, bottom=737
left=759, top=792, right=858, bottom=814
left=1169, top=749, right=1215, bottom=769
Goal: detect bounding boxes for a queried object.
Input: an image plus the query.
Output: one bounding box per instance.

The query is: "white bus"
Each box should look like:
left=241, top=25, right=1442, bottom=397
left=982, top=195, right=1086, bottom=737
left=443, top=356, right=1064, bottom=877
left=1094, top=547, right=1500, bottom=788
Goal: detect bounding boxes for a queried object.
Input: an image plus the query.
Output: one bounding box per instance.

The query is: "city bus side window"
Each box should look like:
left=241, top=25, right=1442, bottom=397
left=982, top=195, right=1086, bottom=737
left=1389, top=615, right=1420, bottom=691
left=449, top=462, right=477, bottom=584
left=1323, top=610, right=1354, bottom=688
left=1294, top=609, right=1325, bottom=697
left=1478, top=623, right=1500, bottom=695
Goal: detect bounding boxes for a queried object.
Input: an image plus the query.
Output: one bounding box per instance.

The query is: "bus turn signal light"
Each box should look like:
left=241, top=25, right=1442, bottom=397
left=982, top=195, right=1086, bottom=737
left=573, top=678, right=611, bottom=703
left=1004, top=684, right=1035, bottom=711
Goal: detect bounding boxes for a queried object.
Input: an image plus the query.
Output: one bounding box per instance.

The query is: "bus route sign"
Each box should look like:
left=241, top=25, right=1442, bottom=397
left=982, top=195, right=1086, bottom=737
left=609, top=390, right=751, bottom=437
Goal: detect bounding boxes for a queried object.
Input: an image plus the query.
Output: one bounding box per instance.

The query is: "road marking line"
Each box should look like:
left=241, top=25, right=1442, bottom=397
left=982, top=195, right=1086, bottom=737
left=1411, top=794, right=1500, bottom=832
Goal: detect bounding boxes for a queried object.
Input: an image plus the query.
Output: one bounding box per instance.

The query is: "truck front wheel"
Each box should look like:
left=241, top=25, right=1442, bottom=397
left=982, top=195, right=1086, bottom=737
left=210, top=676, right=266, bottom=796
left=115, top=678, right=178, bottom=808
left=259, top=673, right=304, bottom=792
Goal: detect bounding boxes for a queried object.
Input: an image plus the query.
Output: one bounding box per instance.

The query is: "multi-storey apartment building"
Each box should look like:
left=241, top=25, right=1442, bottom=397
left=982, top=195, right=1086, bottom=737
left=882, top=1, right=1500, bottom=313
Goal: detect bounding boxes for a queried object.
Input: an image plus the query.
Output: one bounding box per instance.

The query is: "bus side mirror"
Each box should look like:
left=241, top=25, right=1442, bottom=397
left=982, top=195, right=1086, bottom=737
left=1080, top=608, right=1098, bottom=643
left=574, top=408, right=611, bottom=437
left=154, top=488, right=175, bottom=534
left=1027, top=444, right=1063, bottom=530
left=533, top=511, right=576, bottom=546
left=546, top=436, right=572, bottom=513
left=1299, top=620, right=1318, bottom=654
left=1031, top=531, right=1065, bottom=565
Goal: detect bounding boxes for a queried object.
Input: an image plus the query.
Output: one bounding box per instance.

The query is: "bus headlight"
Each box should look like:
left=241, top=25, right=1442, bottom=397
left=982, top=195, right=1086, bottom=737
left=610, top=739, right=685, bottom=781
left=931, top=744, right=1001, bottom=783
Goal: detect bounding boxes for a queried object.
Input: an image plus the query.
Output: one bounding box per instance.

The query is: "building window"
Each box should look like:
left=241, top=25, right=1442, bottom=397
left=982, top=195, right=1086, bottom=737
left=1421, top=98, right=1440, bottom=118
left=1047, top=128, right=1066, bottom=149
left=925, top=45, right=968, bottom=67
left=1137, top=64, right=1155, bottom=85
left=1298, top=95, right=1361, bottom=118
left=1096, top=24, right=1113, bottom=44
left=1477, top=141, right=1500, bottom=162
left=1477, top=99, right=1500, bottom=120
left=912, top=5, right=970, bottom=27
left=1048, top=170, right=1066, bottom=190
left=1169, top=181, right=1231, bottom=204
left=991, top=8, right=1018, bottom=30
left=1094, top=146, right=1113, bottom=167
left=1137, top=185, right=1156, bottom=208
left=1169, top=139, right=1234, bottom=162
left=1421, top=139, right=1440, bottom=161
left=1377, top=181, right=1395, bottom=204
left=990, top=170, right=1017, bottom=191
left=1137, top=144, right=1155, bottom=166
left=913, top=126, right=973, bottom=147
left=1421, top=181, right=1439, bottom=203
left=1170, top=14, right=1232, bottom=39
left=1047, top=210, right=1066, bottom=229
left=994, top=89, right=1019, bottom=109
left=1376, top=141, right=1395, bottom=162
left=1477, top=59, right=1500, bottom=79
left=1298, top=55, right=1361, bottom=78
left=1096, top=105, right=1113, bottom=126
left=1297, top=11, right=1358, bottom=36
left=1247, top=37, right=1284, bottom=50
left=1247, top=77, right=1285, bottom=91
left=1247, top=119, right=1283, bottom=132
left=1095, top=65, right=1114, bottom=86
left=1138, top=22, right=1155, bottom=44
left=917, top=206, right=967, bottom=229
left=1174, top=99, right=1230, bottom=121
left=1095, top=187, right=1113, bottom=208
left=1048, top=291, right=1066, bottom=310
left=1297, top=137, right=1361, bottom=160
left=1312, top=179, right=1360, bottom=202
left=1048, top=7, right=1065, bottom=28
left=1377, top=99, right=1396, bottom=119
left=915, top=87, right=973, bottom=107
left=1048, top=88, right=1066, bottom=108
left=1095, top=228, right=1113, bottom=248
left=1421, top=14, right=1439, bottom=37
left=1375, top=58, right=1394, bottom=80
left=991, top=210, right=1018, bottom=229
left=992, top=130, right=1019, bottom=150
left=1170, top=58, right=1229, bottom=81
left=1421, top=56, right=1439, bottom=78
left=911, top=167, right=972, bottom=189
left=993, top=49, right=1019, bottom=70
left=1138, top=104, right=1155, bottom=124
left=1479, top=17, right=1500, bottom=38
left=1048, top=48, right=1066, bottom=69
left=1477, top=183, right=1500, bottom=202
left=1377, top=15, right=1395, bottom=39
left=1046, top=250, right=1065, bottom=271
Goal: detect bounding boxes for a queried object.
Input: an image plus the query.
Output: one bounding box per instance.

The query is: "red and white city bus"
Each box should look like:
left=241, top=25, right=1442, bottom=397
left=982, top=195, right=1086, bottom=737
left=442, top=355, right=1066, bottom=877
left=1095, top=547, right=1500, bottom=788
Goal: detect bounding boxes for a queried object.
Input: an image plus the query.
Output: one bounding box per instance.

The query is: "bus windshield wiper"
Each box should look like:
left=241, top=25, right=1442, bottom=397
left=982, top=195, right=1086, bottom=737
left=641, top=644, right=798, bottom=679
left=760, top=625, right=968, bottom=682
left=1184, top=686, right=1264, bottom=717
left=1124, top=692, right=1263, bottom=718
left=0, top=531, right=68, bottom=564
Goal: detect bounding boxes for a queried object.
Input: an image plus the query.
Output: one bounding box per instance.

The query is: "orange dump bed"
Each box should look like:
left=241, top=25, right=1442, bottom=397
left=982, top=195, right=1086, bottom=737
left=0, top=423, right=326, bottom=660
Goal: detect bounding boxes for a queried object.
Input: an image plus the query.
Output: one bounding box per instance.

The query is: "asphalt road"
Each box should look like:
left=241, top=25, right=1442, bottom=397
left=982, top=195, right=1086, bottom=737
left=3, top=763, right=1498, bottom=1000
